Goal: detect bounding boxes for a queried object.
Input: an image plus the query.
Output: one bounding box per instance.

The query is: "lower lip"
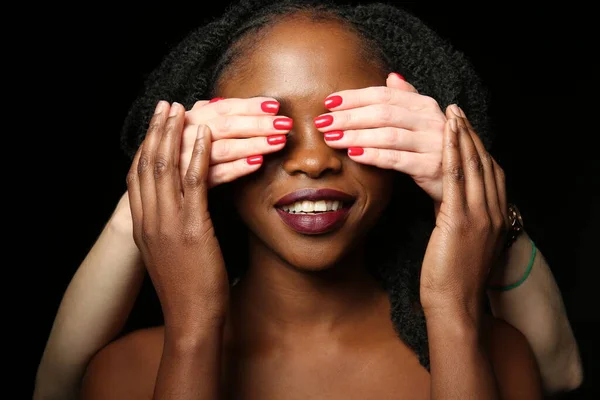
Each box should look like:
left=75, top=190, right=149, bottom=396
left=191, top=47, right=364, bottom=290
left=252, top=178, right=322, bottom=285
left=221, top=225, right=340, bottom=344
left=275, top=207, right=351, bottom=235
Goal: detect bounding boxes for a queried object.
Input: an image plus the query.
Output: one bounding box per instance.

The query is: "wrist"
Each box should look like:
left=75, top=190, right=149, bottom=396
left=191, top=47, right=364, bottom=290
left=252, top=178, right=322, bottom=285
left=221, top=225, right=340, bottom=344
left=488, top=232, right=532, bottom=287
left=164, top=316, right=226, bottom=350
left=422, top=296, right=484, bottom=326
left=424, top=303, right=484, bottom=338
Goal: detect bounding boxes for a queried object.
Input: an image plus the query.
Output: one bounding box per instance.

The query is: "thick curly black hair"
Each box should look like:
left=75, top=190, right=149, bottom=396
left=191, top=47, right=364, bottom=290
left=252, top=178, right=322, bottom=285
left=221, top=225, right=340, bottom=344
left=120, top=0, right=492, bottom=370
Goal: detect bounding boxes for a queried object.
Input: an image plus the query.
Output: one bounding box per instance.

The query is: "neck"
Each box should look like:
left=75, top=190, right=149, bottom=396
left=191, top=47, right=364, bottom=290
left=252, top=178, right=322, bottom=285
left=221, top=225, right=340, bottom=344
left=231, top=233, right=387, bottom=339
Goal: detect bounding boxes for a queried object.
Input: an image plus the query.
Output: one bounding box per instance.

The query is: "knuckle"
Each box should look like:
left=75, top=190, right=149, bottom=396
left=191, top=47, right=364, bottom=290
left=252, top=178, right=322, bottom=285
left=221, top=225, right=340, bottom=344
left=374, top=104, right=394, bottom=123
left=183, top=171, right=201, bottom=188
left=213, top=116, right=231, bottom=134
left=421, top=95, right=441, bottom=110
left=211, top=140, right=229, bottom=160
left=141, top=224, right=155, bottom=244
left=147, top=120, right=161, bottom=134
left=214, top=100, right=232, bottom=115
left=260, top=116, right=272, bottom=132
left=466, top=154, right=484, bottom=174
left=137, top=155, right=151, bottom=175
left=153, top=156, right=170, bottom=178
left=126, top=170, right=137, bottom=187
left=182, top=218, right=213, bottom=245
left=381, top=127, right=399, bottom=146
left=445, top=162, right=464, bottom=182
left=480, top=150, right=493, bottom=167
left=374, top=86, right=393, bottom=103
left=428, top=118, right=446, bottom=133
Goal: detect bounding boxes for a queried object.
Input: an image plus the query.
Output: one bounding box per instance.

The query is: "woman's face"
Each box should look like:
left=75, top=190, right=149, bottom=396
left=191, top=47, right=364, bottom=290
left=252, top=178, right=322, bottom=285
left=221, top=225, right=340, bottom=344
left=217, top=16, right=394, bottom=271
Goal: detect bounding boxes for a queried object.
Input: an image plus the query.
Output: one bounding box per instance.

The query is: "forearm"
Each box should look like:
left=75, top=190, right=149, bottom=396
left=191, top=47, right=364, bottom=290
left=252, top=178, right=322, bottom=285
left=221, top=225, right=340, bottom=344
left=154, top=324, right=224, bottom=399
left=426, top=307, right=499, bottom=400
left=35, top=217, right=145, bottom=400
left=487, top=232, right=582, bottom=394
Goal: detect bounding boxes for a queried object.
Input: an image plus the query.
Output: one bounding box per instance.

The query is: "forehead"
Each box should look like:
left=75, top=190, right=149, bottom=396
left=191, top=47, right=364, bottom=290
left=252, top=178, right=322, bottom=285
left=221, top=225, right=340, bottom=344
left=218, top=17, right=386, bottom=99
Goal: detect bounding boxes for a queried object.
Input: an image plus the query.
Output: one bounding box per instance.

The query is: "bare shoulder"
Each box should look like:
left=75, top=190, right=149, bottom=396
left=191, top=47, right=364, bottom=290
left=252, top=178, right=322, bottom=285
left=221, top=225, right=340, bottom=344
left=486, top=316, right=544, bottom=399
left=80, top=325, right=164, bottom=400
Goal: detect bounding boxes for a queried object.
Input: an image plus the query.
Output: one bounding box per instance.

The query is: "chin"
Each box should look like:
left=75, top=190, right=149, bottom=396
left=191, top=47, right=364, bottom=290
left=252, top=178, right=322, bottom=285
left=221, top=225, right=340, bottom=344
left=269, top=231, right=365, bottom=273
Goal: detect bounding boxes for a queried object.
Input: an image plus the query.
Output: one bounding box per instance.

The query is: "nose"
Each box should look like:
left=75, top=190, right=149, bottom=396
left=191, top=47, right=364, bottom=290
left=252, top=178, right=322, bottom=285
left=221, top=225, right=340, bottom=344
left=282, top=117, right=343, bottom=179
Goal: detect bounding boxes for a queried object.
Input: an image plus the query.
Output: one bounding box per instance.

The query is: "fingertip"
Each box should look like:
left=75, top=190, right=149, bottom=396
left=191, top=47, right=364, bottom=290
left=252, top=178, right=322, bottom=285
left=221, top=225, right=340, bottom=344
left=246, top=155, right=263, bottom=166
left=324, top=95, right=343, bottom=109
left=388, top=72, right=405, bottom=82
left=196, top=124, right=212, bottom=141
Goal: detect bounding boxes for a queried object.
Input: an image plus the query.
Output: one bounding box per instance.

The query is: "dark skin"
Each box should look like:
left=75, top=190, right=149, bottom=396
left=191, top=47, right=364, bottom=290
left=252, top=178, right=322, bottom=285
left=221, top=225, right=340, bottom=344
left=82, top=17, right=543, bottom=399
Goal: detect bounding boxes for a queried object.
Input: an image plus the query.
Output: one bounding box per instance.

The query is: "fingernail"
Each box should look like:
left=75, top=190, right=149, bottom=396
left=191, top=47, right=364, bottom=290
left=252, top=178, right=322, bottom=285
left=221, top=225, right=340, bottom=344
left=450, top=104, right=461, bottom=116
left=261, top=101, right=280, bottom=113
left=247, top=155, right=263, bottom=165
left=314, top=114, right=334, bottom=128
left=324, top=130, right=344, bottom=141
left=155, top=100, right=166, bottom=114
left=169, top=102, right=181, bottom=116
left=390, top=72, right=405, bottom=81
left=348, top=147, right=364, bottom=156
left=457, top=106, right=466, bottom=118
left=209, top=97, right=225, bottom=103
left=324, top=95, right=343, bottom=109
left=267, top=134, right=286, bottom=145
left=273, top=117, right=293, bottom=130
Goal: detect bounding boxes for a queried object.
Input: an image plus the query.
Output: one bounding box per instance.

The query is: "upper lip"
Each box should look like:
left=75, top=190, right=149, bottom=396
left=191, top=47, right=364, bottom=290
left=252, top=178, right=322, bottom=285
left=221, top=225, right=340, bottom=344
left=275, top=188, right=355, bottom=207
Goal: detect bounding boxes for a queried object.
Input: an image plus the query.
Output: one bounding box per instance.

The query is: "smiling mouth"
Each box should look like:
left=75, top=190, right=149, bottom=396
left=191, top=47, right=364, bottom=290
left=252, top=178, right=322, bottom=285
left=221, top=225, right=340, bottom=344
left=274, top=189, right=355, bottom=235
left=277, top=199, right=350, bottom=214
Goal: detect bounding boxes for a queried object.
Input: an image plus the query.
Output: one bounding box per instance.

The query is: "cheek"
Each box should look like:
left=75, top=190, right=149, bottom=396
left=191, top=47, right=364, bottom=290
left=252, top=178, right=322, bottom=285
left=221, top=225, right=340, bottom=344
left=356, top=165, right=395, bottom=207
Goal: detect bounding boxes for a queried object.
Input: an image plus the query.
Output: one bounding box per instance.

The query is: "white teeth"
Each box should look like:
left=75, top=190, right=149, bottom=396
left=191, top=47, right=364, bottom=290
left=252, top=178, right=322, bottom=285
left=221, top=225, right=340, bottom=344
left=281, top=200, right=344, bottom=213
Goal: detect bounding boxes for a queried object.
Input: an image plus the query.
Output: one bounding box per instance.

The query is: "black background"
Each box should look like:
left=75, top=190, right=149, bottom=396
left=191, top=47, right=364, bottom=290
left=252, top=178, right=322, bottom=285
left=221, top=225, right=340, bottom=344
left=29, top=2, right=597, bottom=398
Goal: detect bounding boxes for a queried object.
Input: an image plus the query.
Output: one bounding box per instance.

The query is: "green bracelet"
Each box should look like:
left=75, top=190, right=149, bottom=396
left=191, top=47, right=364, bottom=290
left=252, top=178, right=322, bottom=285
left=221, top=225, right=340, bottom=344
left=488, top=239, right=536, bottom=291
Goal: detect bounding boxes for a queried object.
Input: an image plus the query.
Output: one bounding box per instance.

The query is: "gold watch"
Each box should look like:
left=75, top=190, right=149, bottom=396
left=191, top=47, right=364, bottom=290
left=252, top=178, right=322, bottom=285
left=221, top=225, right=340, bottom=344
left=506, top=203, right=524, bottom=248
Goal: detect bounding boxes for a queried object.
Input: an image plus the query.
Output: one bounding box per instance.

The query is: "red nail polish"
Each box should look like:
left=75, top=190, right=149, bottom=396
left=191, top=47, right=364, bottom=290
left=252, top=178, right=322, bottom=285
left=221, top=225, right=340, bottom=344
left=314, top=115, right=334, bottom=128
left=267, top=134, right=286, bottom=145
left=324, top=95, right=343, bottom=109
left=390, top=72, right=405, bottom=81
left=348, top=147, right=364, bottom=156
left=209, top=97, right=224, bottom=103
left=324, top=130, right=344, bottom=141
left=247, top=155, right=263, bottom=165
left=273, top=117, right=293, bottom=130
left=261, top=101, right=280, bottom=113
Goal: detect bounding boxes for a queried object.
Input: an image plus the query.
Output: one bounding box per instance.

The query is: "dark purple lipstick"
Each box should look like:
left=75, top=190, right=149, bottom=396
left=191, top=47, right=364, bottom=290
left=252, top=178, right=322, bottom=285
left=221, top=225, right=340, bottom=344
left=275, top=189, right=355, bottom=235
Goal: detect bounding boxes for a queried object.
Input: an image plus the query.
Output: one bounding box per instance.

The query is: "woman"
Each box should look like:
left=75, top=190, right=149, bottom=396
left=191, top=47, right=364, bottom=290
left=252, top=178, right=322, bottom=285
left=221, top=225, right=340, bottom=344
left=35, top=0, right=581, bottom=398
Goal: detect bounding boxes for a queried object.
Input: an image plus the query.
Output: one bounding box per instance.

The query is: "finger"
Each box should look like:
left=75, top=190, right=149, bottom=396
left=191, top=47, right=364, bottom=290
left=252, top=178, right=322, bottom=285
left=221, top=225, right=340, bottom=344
left=185, top=97, right=281, bottom=125
left=126, top=144, right=144, bottom=243
left=493, top=159, right=508, bottom=223
left=187, top=100, right=209, bottom=111
left=451, top=108, right=486, bottom=210
left=315, top=104, right=432, bottom=133
left=207, top=156, right=263, bottom=188
left=179, top=124, right=288, bottom=180
left=456, top=106, right=500, bottom=216
left=323, top=84, right=426, bottom=112
left=209, top=135, right=286, bottom=164
left=346, top=146, right=433, bottom=176
left=155, top=102, right=185, bottom=218
left=441, top=117, right=466, bottom=210
left=184, top=114, right=292, bottom=142
left=323, top=127, right=438, bottom=153
left=386, top=72, right=418, bottom=92
left=182, top=125, right=213, bottom=218
left=138, top=101, right=170, bottom=227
